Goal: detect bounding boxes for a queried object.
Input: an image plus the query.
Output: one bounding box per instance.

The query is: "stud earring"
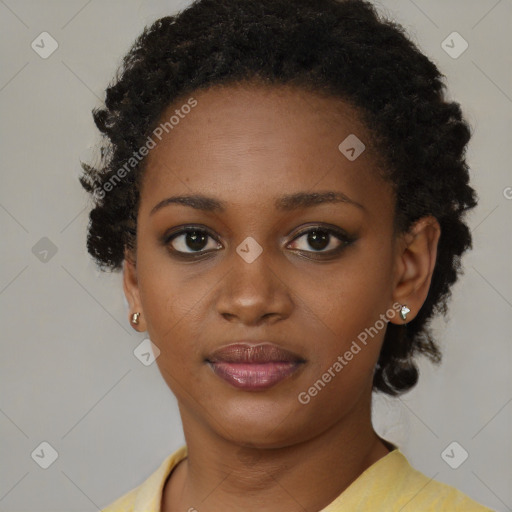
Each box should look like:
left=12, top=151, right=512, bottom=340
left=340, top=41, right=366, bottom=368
left=131, top=312, right=141, bottom=325
left=399, top=305, right=411, bottom=322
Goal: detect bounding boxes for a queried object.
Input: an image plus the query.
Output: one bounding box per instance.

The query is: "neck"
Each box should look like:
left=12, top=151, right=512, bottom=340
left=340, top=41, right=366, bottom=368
left=162, top=394, right=391, bottom=512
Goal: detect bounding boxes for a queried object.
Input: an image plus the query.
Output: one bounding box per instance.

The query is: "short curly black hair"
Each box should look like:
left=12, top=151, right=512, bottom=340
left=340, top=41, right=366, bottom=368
left=79, top=0, right=477, bottom=396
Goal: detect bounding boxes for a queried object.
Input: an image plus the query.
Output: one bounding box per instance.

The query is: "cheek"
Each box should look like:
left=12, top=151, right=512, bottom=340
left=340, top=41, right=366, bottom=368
left=138, top=266, right=207, bottom=402
left=294, top=265, right=392, bottom=421
left=299, top=243, right=393, bottom=341
left=136, top=249, right=209, bottom=366
left=293, top=247, right=394, bottom=404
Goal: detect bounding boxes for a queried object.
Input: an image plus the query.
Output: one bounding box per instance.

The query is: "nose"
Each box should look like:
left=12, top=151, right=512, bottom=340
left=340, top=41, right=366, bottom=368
left=215, top=247, right=294, bottom=326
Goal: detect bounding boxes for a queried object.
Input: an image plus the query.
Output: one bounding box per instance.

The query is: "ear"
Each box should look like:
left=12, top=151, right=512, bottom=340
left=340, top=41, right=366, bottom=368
left=123, top=249, right=147, bottom=331
left=389, top=216, right=441, bottom=325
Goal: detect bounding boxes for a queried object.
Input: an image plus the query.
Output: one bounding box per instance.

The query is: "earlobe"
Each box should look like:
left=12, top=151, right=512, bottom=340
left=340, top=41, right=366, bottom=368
left=389, top=216, right=441, bottom=325
left=122, top=252, right=146, bottom=331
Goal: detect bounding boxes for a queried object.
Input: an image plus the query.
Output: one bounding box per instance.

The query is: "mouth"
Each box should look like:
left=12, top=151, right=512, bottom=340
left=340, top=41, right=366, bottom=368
left=205, top=342, right=306, bottom=391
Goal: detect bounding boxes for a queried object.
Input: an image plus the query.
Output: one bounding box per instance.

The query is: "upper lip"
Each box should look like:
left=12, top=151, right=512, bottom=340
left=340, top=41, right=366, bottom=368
left=206, top=342, right=306, bottom=364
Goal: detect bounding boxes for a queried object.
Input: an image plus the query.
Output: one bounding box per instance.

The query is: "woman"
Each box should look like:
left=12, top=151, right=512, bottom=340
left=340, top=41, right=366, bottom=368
left=80, top=0, right=494, bottom=510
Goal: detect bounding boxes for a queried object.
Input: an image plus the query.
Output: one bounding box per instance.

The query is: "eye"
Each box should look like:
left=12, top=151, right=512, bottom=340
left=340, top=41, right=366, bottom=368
left=166, top=227, right=222, bottom=255
left=163, top=224, right=355, bottom=259
left=287, top=226, right=353, bottom=255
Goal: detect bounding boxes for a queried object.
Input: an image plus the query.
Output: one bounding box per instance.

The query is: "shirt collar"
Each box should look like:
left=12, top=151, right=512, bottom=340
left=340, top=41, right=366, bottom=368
left=133, top=445, right=188, bottom=512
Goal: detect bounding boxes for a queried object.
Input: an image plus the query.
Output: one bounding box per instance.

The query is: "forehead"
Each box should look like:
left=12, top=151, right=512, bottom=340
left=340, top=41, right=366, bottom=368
left=138, top=83, right=391, bottom=216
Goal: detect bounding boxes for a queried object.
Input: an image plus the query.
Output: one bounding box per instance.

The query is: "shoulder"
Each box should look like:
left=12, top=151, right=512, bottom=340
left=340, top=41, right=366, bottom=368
left=101, top=487, right=137, bottom=512
left=374, top=450, right=495, bottom=511
left=100, top=445, right=188, bottom=512
left=321, top=448, right=495, bottom=511
left=398, top=466, right=495, bottom=511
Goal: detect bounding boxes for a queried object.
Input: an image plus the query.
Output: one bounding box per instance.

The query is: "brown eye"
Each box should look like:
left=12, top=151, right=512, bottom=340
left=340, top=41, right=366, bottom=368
left=303, top=229, right=331, bottom=251
left=167, top=228, right=221, bottom=254
left=288, top=226, right=354, bottom=255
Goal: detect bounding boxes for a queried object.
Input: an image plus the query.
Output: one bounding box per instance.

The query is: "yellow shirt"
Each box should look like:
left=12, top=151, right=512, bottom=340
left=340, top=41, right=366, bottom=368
left=101, top=445, right=495, bottom=511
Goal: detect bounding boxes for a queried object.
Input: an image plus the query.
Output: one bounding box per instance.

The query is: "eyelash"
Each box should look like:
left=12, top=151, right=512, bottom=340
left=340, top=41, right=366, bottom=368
left=163, top=224, right=356, bottom=260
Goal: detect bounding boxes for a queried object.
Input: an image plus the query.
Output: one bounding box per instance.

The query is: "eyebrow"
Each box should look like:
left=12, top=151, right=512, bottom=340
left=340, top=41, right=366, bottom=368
left=149, top=191, right=365, bottom=216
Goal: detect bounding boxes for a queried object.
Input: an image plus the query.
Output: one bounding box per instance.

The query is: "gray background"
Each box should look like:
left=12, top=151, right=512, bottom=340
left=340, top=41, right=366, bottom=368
left=0, top=0, right=511, bottom=510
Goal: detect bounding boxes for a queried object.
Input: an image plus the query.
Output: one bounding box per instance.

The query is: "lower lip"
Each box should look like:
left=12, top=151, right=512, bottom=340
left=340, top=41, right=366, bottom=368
left=208, top=361, right=302, bottom=390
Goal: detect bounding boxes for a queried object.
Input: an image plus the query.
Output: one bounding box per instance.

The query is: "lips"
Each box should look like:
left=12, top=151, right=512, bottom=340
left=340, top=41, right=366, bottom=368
left=206, top=342, right=305, bottom=390
left=208, top=343, right=304, bottom=364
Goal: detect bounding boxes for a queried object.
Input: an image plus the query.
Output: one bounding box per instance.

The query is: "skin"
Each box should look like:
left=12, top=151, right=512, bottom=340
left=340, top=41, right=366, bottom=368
left=123, top=83, right=441, bottom=512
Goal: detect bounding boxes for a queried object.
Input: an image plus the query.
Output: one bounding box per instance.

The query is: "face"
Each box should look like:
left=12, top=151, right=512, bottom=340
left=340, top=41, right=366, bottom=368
left=123, top=83, right=429, bottom=449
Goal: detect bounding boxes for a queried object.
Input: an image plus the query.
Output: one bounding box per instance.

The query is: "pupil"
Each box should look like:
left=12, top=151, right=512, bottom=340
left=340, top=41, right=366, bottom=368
left=308, top=230, right=329, bottom=250
left=187, top=231, right=207, bottom=251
